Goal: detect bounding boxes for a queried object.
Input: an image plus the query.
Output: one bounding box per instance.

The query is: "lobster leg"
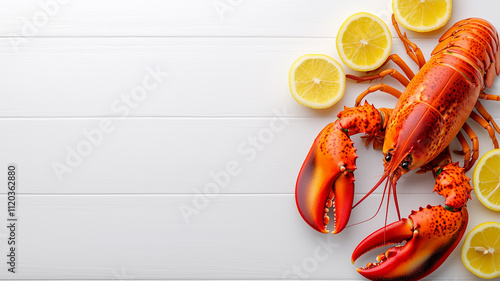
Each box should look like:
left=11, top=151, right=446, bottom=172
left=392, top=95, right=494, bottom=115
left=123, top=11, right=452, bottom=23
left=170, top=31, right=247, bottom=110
left=479, top=92, right=500, bottom=100
left=469, top=111, right=499, bottom=148
left=454, top=102, right=499, bottom=170
left=347, top=53, right=415, bottom=84
left=475, top=100, right=500, bottom=134
left=461, top=123, right=480, bottom=171
left=347, top=69, right=410, bottom=87
left=352, top=162, right=472, bottom=281
left=295, top=103, right=392, bottom=234
left=380, top=54, right=416, bottom=79
left=392, top=14, right=426, bottom=68
left=354, top=84, right=403, bottom=107
left=453, top=131, right=472, bottom=170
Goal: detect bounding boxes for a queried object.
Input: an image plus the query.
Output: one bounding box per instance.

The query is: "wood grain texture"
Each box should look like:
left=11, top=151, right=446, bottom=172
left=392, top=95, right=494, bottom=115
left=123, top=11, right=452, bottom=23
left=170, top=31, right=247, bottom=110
left=0, top=0, right=498, bottom=37
left=0, top=0, right=499, bottom=280
left=0, top=38, right=420, bottom=117
left=0, top=194, right=496, bottom=280
left=1, top=36, right=498, bottom=118
left=1, top=116, right=496, bottom=197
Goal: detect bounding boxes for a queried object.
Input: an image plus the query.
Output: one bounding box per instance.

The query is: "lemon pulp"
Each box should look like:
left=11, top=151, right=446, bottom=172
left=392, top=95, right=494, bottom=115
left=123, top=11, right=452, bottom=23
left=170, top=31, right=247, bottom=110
left=289, top=54, right=345, bottom=109
left=336, top=12, right=392, bottom=71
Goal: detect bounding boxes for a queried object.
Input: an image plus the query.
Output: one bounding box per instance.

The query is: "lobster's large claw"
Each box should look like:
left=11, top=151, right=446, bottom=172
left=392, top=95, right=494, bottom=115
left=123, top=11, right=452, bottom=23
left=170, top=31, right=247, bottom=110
left=295, top=121, right=357, bottom=234
left=352, top=205, right=468, bottom=281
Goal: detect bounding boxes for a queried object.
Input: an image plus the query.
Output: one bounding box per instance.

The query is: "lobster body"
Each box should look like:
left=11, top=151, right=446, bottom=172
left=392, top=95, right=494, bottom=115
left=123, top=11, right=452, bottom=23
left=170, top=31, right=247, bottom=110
left=383, top=18, right=498, bottom=177
left=295, top=17, right=500, bottom=281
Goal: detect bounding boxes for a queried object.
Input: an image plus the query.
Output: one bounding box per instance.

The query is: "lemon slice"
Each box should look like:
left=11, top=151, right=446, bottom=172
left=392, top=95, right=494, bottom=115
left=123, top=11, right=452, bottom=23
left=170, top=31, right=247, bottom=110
left=473, top=149, right=500, bottom=211
left=462, top=222, right=500, bottom=279
left=336, top=12, right=392, bottom=72
left=289, top=54, right=346, bottom=109
left=393, top=0, right=452, bottom=32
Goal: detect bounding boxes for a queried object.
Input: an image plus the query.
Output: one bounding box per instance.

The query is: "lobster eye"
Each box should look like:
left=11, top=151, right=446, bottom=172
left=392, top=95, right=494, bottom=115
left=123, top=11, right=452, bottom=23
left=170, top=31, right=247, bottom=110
left=385, top=154, right=392, bottom=162
left=401, top=161, right=410, bottom=170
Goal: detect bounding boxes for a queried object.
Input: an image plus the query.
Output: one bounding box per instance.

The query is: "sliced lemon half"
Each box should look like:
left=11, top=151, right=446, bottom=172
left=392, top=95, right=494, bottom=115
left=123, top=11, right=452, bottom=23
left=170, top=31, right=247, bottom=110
left=462, top=222, right=500, bottom=279
left=393, top=0, right=452, bottom=32
left=473, top=149, right=500, bottom=211
left=289, top=54, right=345, bottom=109
left=336, top=12, right=392, bottom=72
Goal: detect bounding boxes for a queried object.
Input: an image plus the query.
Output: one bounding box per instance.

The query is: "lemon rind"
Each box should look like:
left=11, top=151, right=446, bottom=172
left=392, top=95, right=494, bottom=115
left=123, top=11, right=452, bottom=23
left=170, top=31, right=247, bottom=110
left=461, top=222, right=500, bottom=279
left=392, top=0, right=452, bottom=33
left=336, top=12, right=393, bottom=72
left=288, top=54, right=346, bottom=109
left=473, top=149, right=500, bottom=211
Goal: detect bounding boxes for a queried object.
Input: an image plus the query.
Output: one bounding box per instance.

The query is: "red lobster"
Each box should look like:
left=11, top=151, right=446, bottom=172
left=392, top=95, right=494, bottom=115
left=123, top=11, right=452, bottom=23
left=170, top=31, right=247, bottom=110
left=295, top=15, right=500, bottom=280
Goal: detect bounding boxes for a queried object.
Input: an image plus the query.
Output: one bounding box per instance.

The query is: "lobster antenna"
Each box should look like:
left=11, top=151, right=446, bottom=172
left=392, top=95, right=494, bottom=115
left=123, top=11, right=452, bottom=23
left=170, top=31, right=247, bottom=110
left=391, top=176, right=402, bottom=220
left=347, top=176, right=390, bottom=228
left=384, top=177, right=393, bottom=243
left=352, top=172, right=388, bottom=209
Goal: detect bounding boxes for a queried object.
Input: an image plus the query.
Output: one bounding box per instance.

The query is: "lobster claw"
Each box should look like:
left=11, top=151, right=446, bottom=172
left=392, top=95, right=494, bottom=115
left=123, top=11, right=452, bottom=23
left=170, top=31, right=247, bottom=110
left=352, top=205, right=468, bottom=281
left=295, top=121, right=357, bottom=234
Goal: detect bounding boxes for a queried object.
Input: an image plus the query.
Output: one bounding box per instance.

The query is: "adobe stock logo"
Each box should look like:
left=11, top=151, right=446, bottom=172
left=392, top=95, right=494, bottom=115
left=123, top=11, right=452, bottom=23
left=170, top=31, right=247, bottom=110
left=179, top=107, right=289, bottom=224
left=213, top=0, right=243, bottom=20
left=52, top=65, right=168, bottom=182
left=282, top=235, right=340, bottom=279
left=7, top=0, right=71, bottom=52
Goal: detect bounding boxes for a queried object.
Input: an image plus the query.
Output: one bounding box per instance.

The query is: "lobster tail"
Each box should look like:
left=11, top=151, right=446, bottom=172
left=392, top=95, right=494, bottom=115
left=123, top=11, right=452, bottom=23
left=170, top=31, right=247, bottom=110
left=432, top=18, right=500, bottom=88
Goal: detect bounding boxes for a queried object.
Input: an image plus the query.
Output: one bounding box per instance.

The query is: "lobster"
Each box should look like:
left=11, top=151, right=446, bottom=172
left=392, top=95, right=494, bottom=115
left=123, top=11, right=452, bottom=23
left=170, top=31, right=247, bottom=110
left=295, top=15, right=500, bottom=280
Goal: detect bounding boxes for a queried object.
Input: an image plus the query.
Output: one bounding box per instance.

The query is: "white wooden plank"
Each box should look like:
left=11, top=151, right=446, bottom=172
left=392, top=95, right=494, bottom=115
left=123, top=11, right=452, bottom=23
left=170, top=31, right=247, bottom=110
left=1, top=35, right=499, bottom=119
left=2, top=117, right=321, bottom=194
left=0, top=0, right=499, bottom=38
left=0, top=193, right=492, bottom=280
left=2, top=117, right=495, bottom=195
left=4, top=36, right=500, bottom=119
left=0, top=37, right=423, bottom=118
left=1, top=37, right=499, bottom=118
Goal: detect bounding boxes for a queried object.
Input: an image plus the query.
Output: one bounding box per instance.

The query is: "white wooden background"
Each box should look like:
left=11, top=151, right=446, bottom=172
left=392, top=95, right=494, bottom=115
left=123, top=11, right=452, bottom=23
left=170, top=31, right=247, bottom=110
left=0, top=0, right=499, bottom=280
